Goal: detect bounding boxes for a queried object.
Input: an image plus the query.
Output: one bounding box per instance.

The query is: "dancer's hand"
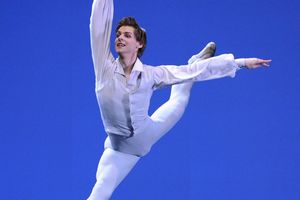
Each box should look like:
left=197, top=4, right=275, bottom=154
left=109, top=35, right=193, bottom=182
left=244, top=58, right=272, bottom=69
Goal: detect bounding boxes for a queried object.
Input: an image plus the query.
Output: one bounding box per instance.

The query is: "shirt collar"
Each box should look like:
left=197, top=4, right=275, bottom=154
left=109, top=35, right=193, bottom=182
left=132, top=58, right=144, bottom=72
left=115, top=57, right=144, bottom=75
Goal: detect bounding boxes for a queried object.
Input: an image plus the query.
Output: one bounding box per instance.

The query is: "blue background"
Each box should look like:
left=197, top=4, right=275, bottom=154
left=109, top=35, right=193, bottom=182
left=1, top=0, right=300, bottom=199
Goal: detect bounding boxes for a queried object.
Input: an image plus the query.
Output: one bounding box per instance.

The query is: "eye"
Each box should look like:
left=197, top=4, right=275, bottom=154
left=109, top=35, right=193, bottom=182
left=124, top=33, right=132, bottom=38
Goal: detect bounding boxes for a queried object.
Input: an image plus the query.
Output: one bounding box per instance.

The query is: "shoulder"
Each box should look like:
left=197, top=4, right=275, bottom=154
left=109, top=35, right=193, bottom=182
left=143, top=64, right=155, bottom=70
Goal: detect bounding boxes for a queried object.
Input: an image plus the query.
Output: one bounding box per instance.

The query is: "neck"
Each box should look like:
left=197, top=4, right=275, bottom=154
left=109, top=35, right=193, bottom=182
left=119, top=53, right=138, bottom=75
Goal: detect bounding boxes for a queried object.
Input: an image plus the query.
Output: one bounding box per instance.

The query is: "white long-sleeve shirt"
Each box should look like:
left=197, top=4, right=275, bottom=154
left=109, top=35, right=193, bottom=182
left=90, top=0, right=241, bottom=138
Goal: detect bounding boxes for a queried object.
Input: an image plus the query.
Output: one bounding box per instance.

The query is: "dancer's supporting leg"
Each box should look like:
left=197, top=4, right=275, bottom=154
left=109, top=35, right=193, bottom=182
left=87, top=148, right=140, bottom=200
left=150, top=42, right=216, bottom=144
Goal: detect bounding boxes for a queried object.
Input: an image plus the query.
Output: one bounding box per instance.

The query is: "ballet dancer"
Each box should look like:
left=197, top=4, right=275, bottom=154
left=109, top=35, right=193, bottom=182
left=87, top=0, right=271, bottom=199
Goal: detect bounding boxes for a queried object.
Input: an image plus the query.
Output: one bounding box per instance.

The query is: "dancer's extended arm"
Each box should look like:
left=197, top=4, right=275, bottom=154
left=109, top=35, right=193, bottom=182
left=153, top=54, right=271, bottom=88
left=90, top=0, right=114, bottom=82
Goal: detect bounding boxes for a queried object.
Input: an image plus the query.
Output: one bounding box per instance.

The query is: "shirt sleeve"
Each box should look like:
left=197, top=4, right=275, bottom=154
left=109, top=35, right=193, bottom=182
left=90, top=0, right=114, bottom=82
left=153, top=54, right=240, bottom=89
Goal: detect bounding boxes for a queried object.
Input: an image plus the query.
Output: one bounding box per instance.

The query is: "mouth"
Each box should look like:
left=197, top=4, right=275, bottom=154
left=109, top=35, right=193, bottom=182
left=116, top=43, right=126, bottom=47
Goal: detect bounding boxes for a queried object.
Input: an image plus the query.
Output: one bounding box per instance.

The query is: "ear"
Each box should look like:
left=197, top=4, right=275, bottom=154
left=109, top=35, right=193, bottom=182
left=137, top=42, right=143, bottom=49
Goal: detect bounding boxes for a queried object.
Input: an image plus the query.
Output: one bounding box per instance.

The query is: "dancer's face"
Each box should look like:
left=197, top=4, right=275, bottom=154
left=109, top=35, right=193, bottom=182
left=115, top=26, right=143, bottom=58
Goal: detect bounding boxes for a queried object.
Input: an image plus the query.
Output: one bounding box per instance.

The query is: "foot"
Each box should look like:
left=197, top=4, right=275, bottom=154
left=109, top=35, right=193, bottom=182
left=170, top=42, right=216, bottom=100
left=188, top=42, right=216, bottom=64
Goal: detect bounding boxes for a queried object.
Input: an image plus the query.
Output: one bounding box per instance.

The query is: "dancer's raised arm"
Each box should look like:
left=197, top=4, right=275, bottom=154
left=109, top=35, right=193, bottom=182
left=90, top=0, right=114, bottom=82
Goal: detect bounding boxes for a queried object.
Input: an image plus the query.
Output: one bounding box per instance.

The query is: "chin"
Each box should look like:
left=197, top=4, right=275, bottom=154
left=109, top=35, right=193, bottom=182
left=115, top=47, right=123, bottom=54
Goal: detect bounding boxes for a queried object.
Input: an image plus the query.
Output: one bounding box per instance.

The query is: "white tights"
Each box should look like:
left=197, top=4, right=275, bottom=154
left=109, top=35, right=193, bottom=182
left=87, top=148, right=140, bottom=200
left=87, top=82, right=193, bottom=200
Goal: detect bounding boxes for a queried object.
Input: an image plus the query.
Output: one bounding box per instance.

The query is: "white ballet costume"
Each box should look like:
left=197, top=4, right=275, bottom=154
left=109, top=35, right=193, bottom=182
left=87, top=0, right=244, bottom=199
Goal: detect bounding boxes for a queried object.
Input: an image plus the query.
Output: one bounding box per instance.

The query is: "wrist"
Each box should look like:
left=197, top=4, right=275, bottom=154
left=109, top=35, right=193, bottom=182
left=235, top=58, right=246, bottom=68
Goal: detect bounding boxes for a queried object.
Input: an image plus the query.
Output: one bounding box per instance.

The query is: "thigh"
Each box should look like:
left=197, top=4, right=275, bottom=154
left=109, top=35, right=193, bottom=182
left=96, top=148, right=140, bottom=187
left=104, top=120, right=165, bottom=157
left=150, top=83, right=193, bottom=143
left=149, top=100, right=186, bottom=143
left=87, top=148, right=140, bottom=200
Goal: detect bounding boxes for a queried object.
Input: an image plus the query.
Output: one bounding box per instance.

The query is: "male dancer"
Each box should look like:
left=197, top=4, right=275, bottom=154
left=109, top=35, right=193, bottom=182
left=87, top=0, right=271, bottom=199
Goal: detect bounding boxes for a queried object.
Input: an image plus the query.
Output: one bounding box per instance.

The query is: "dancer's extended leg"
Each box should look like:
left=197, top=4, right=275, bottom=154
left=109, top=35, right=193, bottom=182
left=87, top=148, right=140, bottom=200
left=150, top=42, right=216, bottom=144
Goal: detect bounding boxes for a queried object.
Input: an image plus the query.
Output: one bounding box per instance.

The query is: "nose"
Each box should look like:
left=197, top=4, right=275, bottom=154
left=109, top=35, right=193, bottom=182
left=117, top=34, right=124, bottom=41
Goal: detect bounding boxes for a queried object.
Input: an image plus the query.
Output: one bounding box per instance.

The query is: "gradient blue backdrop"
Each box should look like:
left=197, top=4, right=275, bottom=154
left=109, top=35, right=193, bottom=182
left=1, top=0, right=299, bottom=199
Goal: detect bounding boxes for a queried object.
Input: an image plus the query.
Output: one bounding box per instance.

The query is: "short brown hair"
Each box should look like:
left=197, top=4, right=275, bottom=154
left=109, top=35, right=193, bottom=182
left=116, top=17, right=147, bottom=58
